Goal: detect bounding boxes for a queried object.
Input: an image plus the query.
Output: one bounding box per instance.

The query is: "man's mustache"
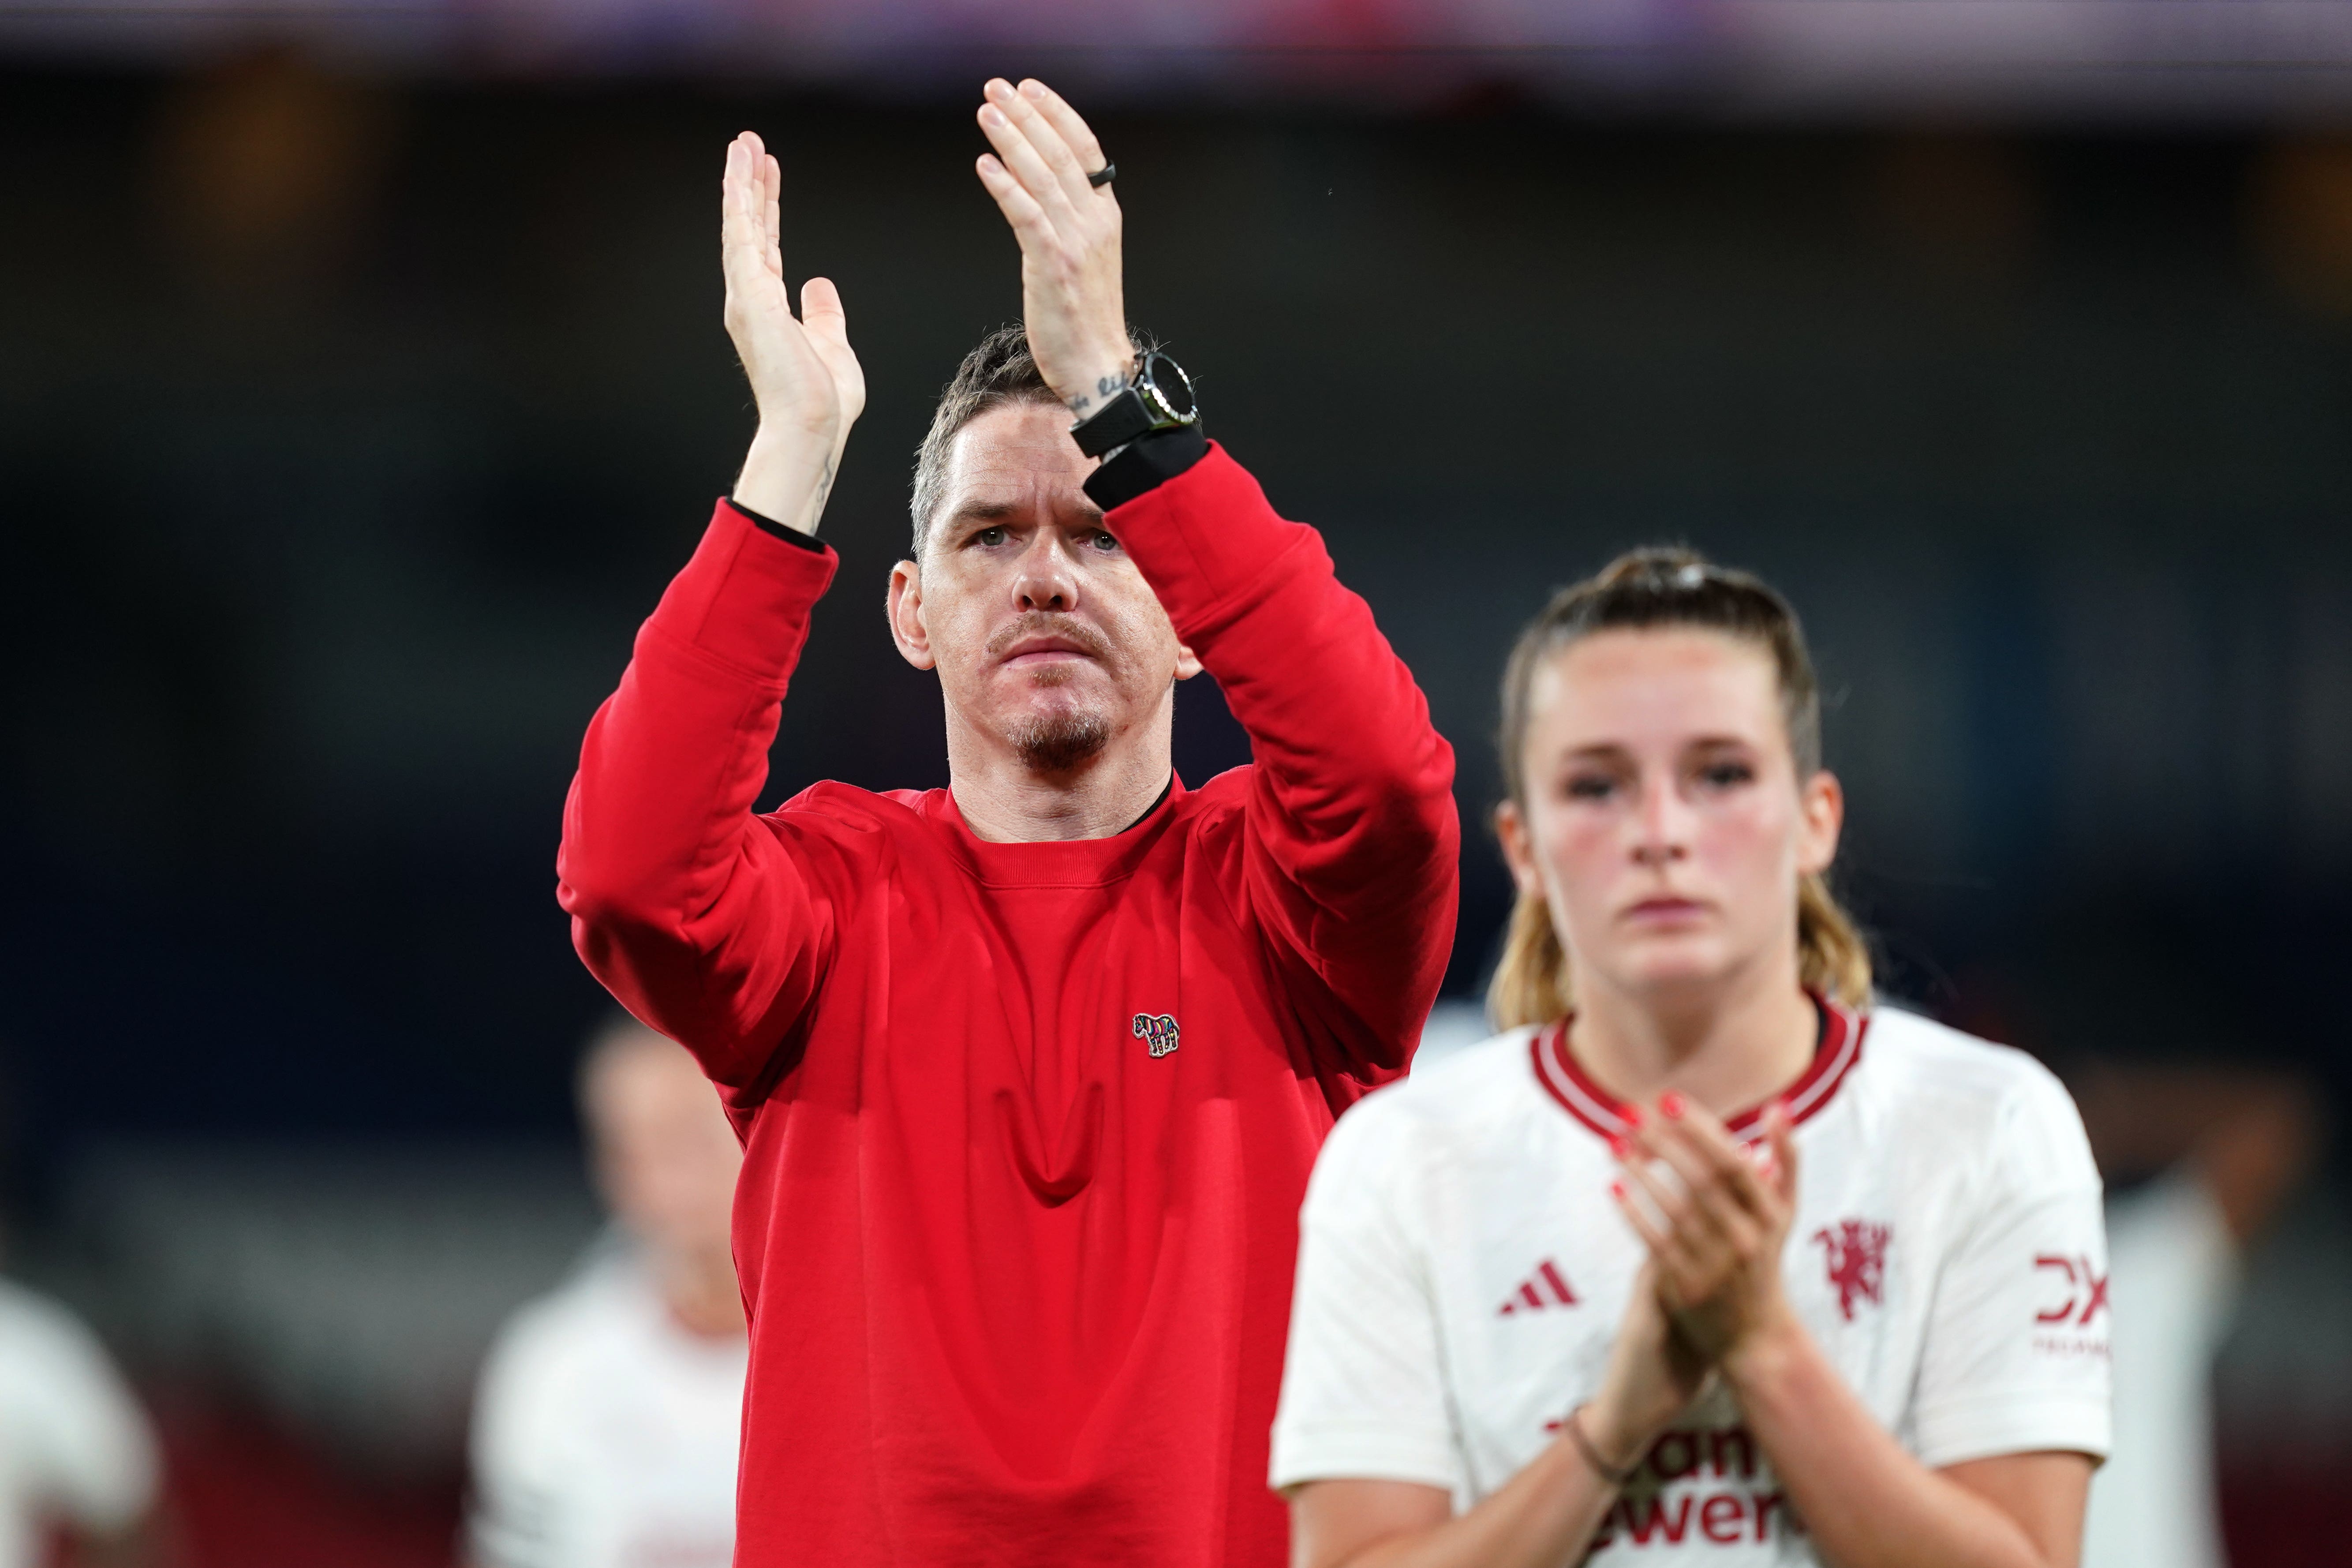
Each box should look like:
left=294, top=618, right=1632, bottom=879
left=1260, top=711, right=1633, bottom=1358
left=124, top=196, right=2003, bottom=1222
left=986, top=612, right=1113, bottom=662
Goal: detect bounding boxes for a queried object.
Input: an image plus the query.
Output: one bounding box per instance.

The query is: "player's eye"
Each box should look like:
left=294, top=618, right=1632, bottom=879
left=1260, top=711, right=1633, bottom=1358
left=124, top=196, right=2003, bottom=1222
left=1089, top=531, right=1120, bottom=553
left=1564, top=773, right=1617, bottom=802
left=973, top=526, right=1008, bottom=548
left=1696, top=760, right=1755, bottom=790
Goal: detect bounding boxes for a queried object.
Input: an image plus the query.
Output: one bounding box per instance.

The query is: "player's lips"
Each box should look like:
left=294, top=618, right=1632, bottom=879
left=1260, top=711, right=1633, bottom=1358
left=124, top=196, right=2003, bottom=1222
left=1620, top=896, right=1710, bottom=926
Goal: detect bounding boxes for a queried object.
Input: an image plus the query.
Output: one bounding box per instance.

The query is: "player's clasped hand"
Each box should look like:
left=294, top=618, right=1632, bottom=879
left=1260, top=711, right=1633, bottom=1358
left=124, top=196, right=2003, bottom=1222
left=970, top=79, right=1133, bottom=421
left=1611, top=1094, right=1803, bottom=1367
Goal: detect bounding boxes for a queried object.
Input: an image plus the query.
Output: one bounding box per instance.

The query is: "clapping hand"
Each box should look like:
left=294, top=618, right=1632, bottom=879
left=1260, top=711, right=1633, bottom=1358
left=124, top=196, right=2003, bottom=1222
left=720, top=131, right=865, bottom=532
left=1611, top=1095, right=1802, bottom=1368
left=971, top=79, right=1133, bottom=423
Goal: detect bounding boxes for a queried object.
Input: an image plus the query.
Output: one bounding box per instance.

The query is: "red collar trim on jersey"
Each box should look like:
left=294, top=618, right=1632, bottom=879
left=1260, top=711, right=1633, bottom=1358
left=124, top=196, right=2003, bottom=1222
left=1529, top=993, right=1868, bottom=1141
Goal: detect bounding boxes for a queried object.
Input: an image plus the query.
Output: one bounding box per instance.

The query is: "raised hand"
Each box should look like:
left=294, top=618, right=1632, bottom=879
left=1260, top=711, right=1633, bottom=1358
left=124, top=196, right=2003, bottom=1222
left=1611, top=1096, right=1802, bottom=1367
left=971, top=79, right=1131, bottom=421
left=721, top=131, right=865, bottom=533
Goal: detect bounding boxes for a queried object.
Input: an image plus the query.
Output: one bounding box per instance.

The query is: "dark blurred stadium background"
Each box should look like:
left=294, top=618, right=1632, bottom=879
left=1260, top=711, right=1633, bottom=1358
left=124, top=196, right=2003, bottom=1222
left=1, top=5, right=2349, bottom=1563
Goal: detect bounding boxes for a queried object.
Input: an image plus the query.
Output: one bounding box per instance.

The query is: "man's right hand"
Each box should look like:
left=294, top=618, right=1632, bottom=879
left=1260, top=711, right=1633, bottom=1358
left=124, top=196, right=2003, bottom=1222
left=722, top=131, right=865, bottom=535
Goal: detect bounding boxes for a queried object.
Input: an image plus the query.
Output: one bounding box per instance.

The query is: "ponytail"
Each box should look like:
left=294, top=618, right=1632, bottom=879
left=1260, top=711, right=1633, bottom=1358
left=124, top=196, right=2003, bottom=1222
left=1797, top=872, right=1873, bottom=1008
left=1488, top=888, right=1570, bottom=1032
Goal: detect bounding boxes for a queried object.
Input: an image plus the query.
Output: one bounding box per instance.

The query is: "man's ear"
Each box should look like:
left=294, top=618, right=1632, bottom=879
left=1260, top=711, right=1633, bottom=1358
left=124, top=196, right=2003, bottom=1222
left=1796, top=769, right=1844, bottom=878
left=1494, top=799, right=1544, bottom=899
left=1174, top=642, right=1203, bottom=681
left=887, top=560, right=937, bottom=671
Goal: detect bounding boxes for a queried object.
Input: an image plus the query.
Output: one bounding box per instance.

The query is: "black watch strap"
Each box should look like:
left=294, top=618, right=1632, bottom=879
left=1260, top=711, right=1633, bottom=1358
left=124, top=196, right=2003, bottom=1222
left=1071, top=385, right=1157, bottom=459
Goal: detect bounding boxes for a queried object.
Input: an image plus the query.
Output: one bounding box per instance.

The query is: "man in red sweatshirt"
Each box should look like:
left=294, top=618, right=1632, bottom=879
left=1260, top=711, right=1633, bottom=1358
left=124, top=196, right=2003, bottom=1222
left=557, top=79, right=1458, bottom=1568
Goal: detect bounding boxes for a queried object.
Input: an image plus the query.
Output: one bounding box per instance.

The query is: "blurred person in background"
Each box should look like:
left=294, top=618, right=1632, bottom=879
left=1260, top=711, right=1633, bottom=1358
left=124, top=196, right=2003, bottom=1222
left=0, top=1050, right=165, bottom=1568
left=465, top=1016, right=747, bottom=1568
left=2073, top=1061, right=2321, bottom=1568
left=556, top=78, right=1457, bottom=1568
left=0, top=1276, right=164, bottom=1568
left=1274, top=552, right=2109, bottom=1568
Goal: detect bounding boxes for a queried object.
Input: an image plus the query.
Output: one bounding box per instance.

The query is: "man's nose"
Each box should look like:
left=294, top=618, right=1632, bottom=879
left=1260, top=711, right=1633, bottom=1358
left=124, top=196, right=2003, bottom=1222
left=1630, top=776, right=1691, bottom=867
left=1013, top=535, right=1081, bottom=613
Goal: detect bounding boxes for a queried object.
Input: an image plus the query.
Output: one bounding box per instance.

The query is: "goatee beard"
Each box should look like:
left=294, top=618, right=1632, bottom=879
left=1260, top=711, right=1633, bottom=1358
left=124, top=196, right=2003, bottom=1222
left=1009, top=711, right=1111, bottom=773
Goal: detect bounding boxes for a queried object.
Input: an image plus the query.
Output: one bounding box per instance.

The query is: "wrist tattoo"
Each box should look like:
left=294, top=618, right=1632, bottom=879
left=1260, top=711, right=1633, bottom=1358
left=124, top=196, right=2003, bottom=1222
left=1065, top=367, right=1132, bottom=419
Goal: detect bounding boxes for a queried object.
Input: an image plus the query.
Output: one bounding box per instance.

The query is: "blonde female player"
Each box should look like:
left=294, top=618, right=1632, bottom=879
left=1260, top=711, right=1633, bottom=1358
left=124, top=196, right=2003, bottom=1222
left=1270, top=550, right=2110, bottom=1568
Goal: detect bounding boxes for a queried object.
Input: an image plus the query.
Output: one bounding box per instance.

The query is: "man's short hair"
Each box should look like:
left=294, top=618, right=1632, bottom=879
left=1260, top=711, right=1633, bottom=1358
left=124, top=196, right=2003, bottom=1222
left=905, top=323, right=1151, bottom=561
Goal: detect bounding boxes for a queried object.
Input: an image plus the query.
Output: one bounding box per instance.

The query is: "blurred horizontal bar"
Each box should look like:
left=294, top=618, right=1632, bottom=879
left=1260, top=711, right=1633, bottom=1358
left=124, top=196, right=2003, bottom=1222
left=3, top=0, right=2352, bottom=120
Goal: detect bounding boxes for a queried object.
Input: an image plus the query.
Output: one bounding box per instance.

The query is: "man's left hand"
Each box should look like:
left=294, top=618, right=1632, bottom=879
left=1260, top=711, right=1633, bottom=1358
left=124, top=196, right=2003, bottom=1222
left=973, top=79, right=1132, bottom=422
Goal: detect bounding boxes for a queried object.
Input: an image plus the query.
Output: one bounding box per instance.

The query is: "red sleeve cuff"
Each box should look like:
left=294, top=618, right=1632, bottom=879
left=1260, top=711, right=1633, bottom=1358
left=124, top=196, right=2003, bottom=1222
left=640, top=498, right=839, bottom=681
left=1102, top=443, right=1313, bottom=640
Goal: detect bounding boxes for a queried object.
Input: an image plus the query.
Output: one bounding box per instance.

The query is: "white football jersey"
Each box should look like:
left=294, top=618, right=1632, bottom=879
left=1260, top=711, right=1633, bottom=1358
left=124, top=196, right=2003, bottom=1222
left=1271, top=1003, right=2112, bottom=1562
left=468, top=1248, right=748, bottom=1568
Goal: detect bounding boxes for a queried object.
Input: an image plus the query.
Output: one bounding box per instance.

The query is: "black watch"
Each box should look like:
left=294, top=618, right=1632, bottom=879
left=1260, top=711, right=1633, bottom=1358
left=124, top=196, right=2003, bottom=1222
left=1070, top=350, right=1200, bottom=459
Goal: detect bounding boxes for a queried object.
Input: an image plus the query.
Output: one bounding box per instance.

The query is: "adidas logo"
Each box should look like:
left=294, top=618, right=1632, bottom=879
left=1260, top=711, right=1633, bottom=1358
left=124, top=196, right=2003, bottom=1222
left=1497, top=1259, right=1580, bottom=1315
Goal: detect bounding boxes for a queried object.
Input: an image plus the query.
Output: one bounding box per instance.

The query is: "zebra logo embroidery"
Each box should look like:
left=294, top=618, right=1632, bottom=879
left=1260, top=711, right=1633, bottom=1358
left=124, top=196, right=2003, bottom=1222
left=1132, top=1013, right=1180, bottom=1059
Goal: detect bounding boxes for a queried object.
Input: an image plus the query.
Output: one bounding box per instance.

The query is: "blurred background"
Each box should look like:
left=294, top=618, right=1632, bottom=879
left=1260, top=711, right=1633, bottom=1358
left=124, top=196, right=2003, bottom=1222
left=1, top=2, right=2349, bottom=1563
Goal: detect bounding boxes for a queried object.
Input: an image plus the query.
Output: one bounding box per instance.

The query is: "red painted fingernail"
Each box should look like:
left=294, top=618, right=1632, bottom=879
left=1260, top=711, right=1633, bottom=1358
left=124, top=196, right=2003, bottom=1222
left=1661, top=1091, right=1686, bottom=1119
left=1622, top=1105, right=1644, bottom=1128
left=1610, top=1179, right=1626, bottom=1201
left=1608, top=1135, right=1631, bottom=1160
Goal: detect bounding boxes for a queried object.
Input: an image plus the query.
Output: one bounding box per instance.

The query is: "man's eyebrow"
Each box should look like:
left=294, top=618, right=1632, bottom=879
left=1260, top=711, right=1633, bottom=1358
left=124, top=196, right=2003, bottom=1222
left=942, top=499, right=1110, bottom=533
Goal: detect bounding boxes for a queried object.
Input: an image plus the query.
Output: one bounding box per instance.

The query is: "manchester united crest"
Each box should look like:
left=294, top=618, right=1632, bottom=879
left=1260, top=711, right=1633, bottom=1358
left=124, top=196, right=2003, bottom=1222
left=1813, top=1218, right=1890, bottom=1320
left=1132, top=1013, right=1180, bottom=1059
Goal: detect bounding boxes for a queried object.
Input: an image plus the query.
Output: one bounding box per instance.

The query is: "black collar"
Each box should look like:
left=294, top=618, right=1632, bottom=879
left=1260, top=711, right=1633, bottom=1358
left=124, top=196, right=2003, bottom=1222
left=1121, top=774, right=1175, bottom=835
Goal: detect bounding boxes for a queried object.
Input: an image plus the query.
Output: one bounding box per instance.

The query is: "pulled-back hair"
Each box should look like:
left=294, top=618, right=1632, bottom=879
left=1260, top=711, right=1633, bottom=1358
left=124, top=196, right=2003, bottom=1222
left=906, top=323, right=1152, bottom=560
left=1488, top=546, right=1871, bottom=1029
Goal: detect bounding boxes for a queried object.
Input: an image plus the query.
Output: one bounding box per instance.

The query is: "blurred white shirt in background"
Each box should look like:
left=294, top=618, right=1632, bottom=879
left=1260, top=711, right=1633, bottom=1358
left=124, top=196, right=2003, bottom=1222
left=1413, top=999, right=1493, bottom=1067
left=2081, top=1169, right=2239, bottom=1568
left=0, top=1278, right=159, bottom=1568
left=467, top=1247, right=747, bottom=1568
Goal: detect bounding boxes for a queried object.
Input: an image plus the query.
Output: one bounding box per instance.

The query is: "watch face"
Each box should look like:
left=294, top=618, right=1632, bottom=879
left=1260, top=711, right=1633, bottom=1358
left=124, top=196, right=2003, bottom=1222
left=1140, top=352, right=1199, bottom=423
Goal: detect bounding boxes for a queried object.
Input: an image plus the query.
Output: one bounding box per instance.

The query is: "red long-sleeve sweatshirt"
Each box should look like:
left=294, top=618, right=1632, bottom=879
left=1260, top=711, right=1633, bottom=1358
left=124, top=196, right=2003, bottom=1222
left=557, top=442, right=1458, bottom=1568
